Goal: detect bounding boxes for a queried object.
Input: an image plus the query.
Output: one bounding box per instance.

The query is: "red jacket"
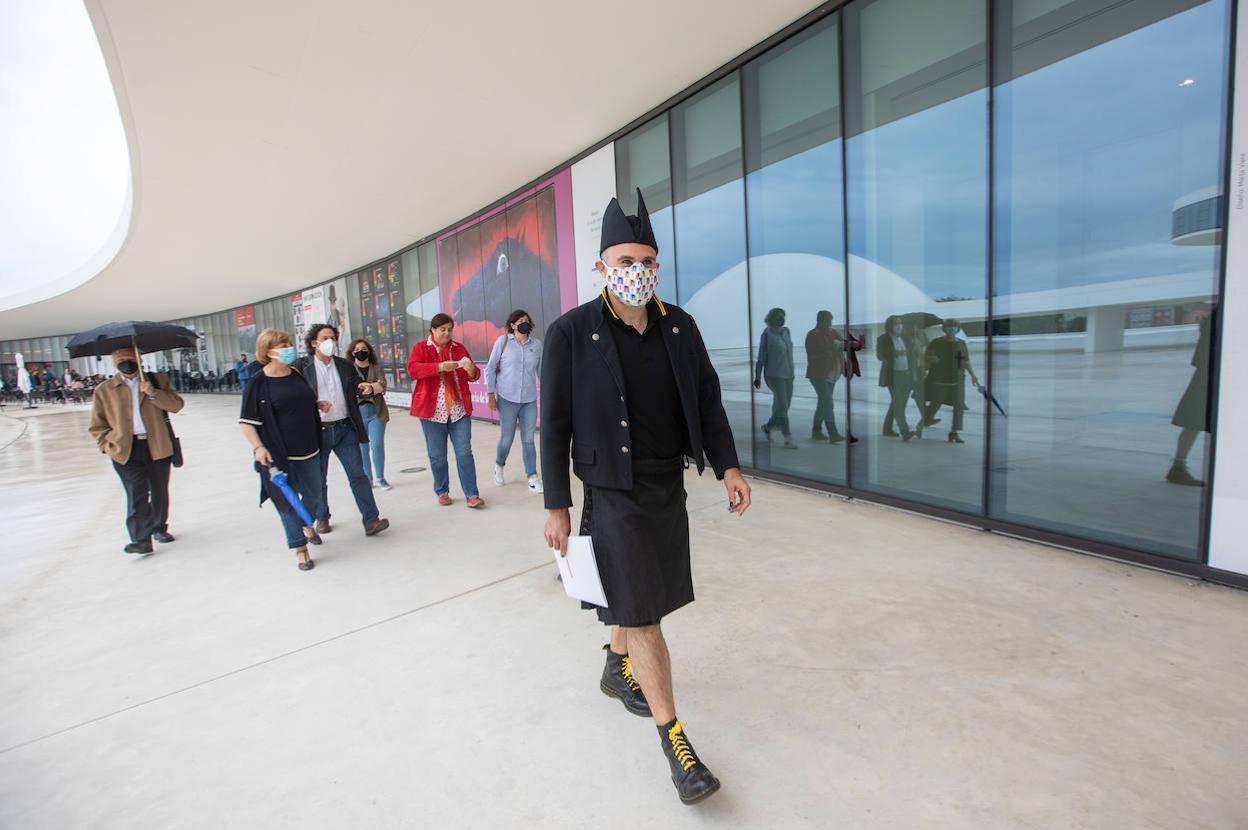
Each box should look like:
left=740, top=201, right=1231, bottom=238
left=407, top=337, right=480, bottom=419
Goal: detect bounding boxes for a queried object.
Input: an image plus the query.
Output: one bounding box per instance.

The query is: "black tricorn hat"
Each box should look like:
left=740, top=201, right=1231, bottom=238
left=600, top=188, right=659, bottom=256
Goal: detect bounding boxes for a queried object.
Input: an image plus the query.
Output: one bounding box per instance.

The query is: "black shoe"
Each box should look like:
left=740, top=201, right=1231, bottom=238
left=948, top=432, right=965, bottom=444
left=1165, top=462, right=1204, bottom=487
left=124, top=540, right=153, bottom=555
left=659, top=720, right=720, bottom=805
left=600, top=645, right=651, bottom=717
left=847, top=434, right=859, bottom=444
left=153, top=531, right=175, bottom=544
left=922, top=418, right=941, bottom=427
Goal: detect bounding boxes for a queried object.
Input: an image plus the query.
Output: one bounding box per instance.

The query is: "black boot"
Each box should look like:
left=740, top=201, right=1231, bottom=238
left=1166, top=461, right=1204, bottom=486
left=600, top=645, right=651, bottom=717
left=659, top=720, right=720, bottom=805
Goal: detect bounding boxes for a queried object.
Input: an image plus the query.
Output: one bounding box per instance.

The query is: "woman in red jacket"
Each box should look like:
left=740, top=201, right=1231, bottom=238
left=406, top=313, right=484, bottom=508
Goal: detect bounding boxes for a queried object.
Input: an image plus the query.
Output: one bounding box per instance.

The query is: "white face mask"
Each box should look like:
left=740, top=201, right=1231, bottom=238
left=603, top=261, right=659, bottom=307
left=318, top=339, right=336, bottom=357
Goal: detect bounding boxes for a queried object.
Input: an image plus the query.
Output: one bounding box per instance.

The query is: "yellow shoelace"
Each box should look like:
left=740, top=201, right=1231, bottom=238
left=621, top=657, right=642, bottom=693
left=668, top=722, right=697, bottom=772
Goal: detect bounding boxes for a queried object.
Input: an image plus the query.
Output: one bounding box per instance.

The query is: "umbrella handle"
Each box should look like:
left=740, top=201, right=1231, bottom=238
left=132, top=336, right=146, bottom=384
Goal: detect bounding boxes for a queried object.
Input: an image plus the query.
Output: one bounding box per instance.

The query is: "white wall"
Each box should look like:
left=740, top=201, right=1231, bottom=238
left=1209, top=10, right=1248, bottom=577
left=571, top=143, right=616, bottom=305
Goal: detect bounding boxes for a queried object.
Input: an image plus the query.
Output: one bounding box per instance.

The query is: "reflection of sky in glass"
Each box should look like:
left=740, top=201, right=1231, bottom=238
left=995, top=1, right=1226, bottom=295
left=848, top=90, right=988, bottom=302
left=747, top=142, right=843, bottom=261
left=673, top=180, right=747, bottom=304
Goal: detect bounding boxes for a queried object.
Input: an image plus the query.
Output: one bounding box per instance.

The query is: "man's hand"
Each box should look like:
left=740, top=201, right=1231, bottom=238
left=316, top=400, right=332, bottom=413
left=139, top=380, right=156, bottom=397
left=487, top=392, right=498, bottom=411
left=724, top=468, right=752, bottom=517
left=545, top=508, right=571, bottom=556
left=253, top=445, right=273, bottom=465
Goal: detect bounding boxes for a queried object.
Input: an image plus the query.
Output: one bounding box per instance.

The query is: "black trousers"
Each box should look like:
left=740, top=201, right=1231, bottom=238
left=112, top=439, right=172, bottom=542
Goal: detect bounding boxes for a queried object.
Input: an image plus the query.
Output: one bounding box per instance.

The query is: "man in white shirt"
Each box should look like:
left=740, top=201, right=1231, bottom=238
left=297, top=324, right=389, bottom=538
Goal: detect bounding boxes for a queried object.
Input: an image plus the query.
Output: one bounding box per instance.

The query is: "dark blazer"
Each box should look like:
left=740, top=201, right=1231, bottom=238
left=540, top=294, right=740, bottom=511
left=294, top=355, right=369, bottom=443
left=876, top=332, right=918, bottom=388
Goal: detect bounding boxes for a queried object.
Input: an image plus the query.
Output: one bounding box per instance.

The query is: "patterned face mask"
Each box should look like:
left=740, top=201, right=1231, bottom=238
left=603, top=262, right=660, bottom=307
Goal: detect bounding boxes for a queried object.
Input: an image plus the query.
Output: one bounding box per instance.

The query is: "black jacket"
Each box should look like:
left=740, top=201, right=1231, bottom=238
left=295, top=355, right=369, bottom=444
left=876, top=332, right=918, bottom=388
left=540, top=295, right=739, bottom=510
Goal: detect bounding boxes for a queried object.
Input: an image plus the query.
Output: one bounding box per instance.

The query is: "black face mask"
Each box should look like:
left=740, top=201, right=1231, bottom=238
left=352, top=350, right=370, bottom=361
left=117, top=360, right=138, bottom=375
left=516, top=322, right=534, bottom=335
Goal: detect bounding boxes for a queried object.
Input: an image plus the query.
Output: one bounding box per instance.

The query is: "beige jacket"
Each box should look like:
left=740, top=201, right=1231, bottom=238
left=88, top=373, right=185, bottom=464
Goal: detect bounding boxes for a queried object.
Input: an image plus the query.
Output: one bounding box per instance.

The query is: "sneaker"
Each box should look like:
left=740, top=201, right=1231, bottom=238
left=493, top=464, right=505, bottom=487
left=660, top=721, right=720, bottom=805
left=376, top=479, right=392, bottom=491
left=1165, top=462, right=1204, bottom=487
left=437, top=494, right=453, bottom=506
left=528, top=475, right=544, bottom=494
left=810, top=431, right=829, bottom=442
left=600, top=645, right=651, bottom=717
left=466, top=496, right=485, bottom=509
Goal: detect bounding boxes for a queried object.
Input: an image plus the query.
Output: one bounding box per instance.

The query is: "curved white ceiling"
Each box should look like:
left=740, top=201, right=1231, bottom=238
left=0, top=0, right=824, bottom=339
left=0, top=0, right=130, bottom=312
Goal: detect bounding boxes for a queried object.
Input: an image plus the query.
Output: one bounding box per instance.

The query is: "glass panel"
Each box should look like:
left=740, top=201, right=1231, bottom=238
left=616, top=114, right=677, bottom=285
left=743, top=15, right=847, bottom=484
left=844, top=0, right=989, bottom=513
left=990, top=0, right=1229, bottom=559
left=671, top=74, right=752, bottom=466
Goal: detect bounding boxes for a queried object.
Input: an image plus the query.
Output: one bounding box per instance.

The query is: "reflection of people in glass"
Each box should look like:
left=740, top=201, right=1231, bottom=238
left=1166, top=310, right=1213, bottom=486
left=804, top=310, right=846, bottom=443
left=877, top=315, right=917, bottom=440
left=753, top=307, right=796, bottom=449
left=922, top=319, right=979, bottom=444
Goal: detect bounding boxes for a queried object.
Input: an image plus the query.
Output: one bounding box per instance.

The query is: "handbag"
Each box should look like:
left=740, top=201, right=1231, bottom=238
left=154, top=374, right=184, bottom=467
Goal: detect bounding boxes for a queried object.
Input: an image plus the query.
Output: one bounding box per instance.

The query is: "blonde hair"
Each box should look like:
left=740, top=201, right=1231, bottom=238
left=254, top=328, right=293, bottom=365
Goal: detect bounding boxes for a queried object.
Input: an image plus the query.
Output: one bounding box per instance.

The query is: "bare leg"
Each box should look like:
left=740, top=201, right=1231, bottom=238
left=624, top=624, right=676, bottom=725
left=609, top=624, right=628, bottom=655
left=1175, top=427, right=1199, bottom=463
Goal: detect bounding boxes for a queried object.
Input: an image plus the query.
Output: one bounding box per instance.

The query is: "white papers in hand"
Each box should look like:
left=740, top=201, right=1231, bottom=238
left=552, top=536, right=608, bottom=608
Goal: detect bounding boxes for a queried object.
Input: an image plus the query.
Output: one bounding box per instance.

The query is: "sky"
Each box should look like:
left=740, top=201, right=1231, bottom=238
left=0, top=0, right=130, bottom=304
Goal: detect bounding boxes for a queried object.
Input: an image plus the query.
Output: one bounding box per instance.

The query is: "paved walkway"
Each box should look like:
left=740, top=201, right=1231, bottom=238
left=0, top=396, right=1244, bottom=829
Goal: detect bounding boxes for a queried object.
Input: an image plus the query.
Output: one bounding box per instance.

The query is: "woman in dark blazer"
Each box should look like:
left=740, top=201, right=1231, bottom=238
left=877, top=314, right=917, bottom=440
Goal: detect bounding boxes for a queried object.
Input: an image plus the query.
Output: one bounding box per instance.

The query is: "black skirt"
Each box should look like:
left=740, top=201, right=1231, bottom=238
left=578, top=457, right=692, bottom=627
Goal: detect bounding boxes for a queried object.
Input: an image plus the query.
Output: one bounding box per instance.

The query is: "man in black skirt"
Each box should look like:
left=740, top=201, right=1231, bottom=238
left=541, top=190, right=752, bottom=805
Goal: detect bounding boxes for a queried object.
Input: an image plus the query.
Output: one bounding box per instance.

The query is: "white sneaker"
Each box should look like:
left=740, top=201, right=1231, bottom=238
left=528, top=475, right=543, bottom=494
left=377, top=479, right=392, bottom=491
left=494, top=464, right=505, bottom=486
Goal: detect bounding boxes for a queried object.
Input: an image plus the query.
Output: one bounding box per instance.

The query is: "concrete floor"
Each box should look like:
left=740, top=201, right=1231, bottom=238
left=0, top=395, right=1245, bottom=829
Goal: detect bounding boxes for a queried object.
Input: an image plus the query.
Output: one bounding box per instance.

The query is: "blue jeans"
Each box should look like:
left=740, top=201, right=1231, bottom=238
left=270, top=455, right=324, bottom=549
left=358, top=402, right=387, bottom=481
left=421, top=416, right=479, bottom=498
left=317, top=421, right=380, bottom=526
left=496, top=397, right=538, bottom=477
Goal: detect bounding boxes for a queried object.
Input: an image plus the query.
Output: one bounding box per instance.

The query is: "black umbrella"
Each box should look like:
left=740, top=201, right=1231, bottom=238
left=67, top=321, right=199, bottom=383
left=66, top=321, right=199, bottom=359
left=975, top=382, right=1007, bottom=417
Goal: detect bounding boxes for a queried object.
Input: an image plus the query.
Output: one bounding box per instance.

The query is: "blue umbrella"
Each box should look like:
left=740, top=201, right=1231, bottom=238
left=975, top=383, right=1006, bottom=417
left=268, top=466, right=320, bottom=543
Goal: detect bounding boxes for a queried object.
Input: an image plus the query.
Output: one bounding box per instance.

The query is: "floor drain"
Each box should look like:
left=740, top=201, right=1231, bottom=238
left=400, top=466, right=426, bottom=474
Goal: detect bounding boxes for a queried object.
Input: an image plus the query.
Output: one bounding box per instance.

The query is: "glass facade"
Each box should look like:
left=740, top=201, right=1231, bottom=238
left=0, top=0, right=1232, bottom=571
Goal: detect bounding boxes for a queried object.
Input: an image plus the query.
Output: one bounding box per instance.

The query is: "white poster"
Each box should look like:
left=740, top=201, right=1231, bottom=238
left=571, top=143, right=617, bottom=304
left=1209, top=11, right=1248, bottom=576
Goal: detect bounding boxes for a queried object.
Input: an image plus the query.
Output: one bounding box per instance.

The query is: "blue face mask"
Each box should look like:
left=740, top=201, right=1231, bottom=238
left=275, top=346, right=298, bottom=365
left=944, top=326, right=959, bottom=337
